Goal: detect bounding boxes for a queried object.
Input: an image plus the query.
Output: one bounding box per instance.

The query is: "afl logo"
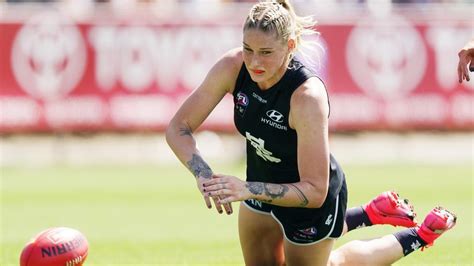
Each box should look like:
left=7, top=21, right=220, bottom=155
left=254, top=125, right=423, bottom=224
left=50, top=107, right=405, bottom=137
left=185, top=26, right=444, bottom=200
left=236, top=92, right=249, bottom=106
left=266, top=110, right=284, bottom=123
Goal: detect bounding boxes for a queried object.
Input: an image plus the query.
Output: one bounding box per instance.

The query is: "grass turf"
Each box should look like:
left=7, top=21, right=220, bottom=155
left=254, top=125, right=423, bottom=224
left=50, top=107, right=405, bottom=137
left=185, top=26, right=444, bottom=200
left=1, top=162, right=472, bottom=265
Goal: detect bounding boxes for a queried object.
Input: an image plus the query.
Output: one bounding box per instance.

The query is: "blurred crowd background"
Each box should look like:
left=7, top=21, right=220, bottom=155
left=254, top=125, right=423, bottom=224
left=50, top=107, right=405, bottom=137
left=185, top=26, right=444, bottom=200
left=0, top=0, right=472, bottom=166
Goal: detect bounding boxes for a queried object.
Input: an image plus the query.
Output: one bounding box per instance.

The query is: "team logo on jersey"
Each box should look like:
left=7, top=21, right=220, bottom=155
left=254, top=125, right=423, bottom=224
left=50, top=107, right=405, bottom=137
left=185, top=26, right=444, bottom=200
left=298, top=226, right=317, bottom=236
left=235, top=92, right=249, bottom=117
left=293, top=226, right=318, bottom=242
left=266, top=110, right=284, bottom=122
left=325, top=214, right=333, bottom=226
left=261, top=109, right=287, bottom=131
left=245, top=132, right=281, bottom=163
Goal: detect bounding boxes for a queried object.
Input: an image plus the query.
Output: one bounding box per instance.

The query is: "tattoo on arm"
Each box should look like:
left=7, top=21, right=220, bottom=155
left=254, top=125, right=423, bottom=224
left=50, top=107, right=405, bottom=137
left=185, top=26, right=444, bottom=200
left=246, top=182, right=264, bottom=195
left=186, top=154, right=213, bottom=179
left=263, top=183, right=289, bottom=200
left=245, top=182, right=290, bottom=203
left=179, top=126, right=193, bottom=137
left=288, top=184, right=309, bottom=207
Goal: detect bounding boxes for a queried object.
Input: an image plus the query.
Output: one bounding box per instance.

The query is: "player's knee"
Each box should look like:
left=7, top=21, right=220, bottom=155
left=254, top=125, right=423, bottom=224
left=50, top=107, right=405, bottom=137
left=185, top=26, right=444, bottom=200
left=329, top=240, right=372, bottom=266
left=242, top=242, right=284, bottom=266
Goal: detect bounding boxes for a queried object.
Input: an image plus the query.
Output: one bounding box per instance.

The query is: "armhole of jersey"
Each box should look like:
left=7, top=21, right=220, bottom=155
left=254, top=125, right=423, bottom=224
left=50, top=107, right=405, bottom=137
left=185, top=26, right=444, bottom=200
left=314, top=76, right=330, bottom=118
left=292, top=67, right=331, bottom=118
left=233, top=63, right=247, bottom=97
left=299, top=62, right=330, bottom=118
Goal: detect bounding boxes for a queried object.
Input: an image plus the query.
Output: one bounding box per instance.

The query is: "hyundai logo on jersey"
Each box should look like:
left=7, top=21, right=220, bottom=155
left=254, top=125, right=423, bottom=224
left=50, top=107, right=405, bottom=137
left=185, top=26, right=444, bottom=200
left=266, top=109, right=284, bottom=123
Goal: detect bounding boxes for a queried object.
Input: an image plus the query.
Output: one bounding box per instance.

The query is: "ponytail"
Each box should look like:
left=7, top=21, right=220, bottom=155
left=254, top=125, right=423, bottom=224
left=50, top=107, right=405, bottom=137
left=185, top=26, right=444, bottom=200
left=274, top=0, right=319, bottom=50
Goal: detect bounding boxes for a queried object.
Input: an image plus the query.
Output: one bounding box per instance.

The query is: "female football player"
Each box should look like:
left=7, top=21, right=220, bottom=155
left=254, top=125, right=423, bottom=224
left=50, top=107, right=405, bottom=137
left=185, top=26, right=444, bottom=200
left=167, top=1, right=456, bottom=265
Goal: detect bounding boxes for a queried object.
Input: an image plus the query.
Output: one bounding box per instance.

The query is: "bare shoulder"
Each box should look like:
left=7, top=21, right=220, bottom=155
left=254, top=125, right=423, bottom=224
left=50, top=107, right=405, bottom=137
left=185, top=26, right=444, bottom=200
left=291, top=77, right=328, bottom=111
left=223, top=47, right=243, bottom=64
left=207, top=47, right=243, bottom=93
left=289, top=77, right=329, bottom=128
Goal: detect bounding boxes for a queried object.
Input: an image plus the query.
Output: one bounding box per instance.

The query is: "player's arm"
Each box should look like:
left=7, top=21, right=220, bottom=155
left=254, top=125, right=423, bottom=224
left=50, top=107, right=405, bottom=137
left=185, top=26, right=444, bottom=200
left=203, top=78, right=330, bottom=209
left=166, top=48, right=241, bottom=213
left=290, top=77, right=331, bottom=208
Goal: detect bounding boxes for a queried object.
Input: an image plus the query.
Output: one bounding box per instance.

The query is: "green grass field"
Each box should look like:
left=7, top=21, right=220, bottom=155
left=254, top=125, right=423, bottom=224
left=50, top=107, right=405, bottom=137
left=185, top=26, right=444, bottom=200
left=1, top=161, right=472, bottom=265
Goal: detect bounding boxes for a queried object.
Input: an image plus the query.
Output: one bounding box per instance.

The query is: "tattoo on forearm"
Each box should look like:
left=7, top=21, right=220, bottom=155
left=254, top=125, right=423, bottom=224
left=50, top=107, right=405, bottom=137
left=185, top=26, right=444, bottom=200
left=246, top=182, right=264, bottom=195
left=288, top=184, right=309, bottom=207
left=179, top=126, right=193, bottom=137
left=186, top=154, right=212, bottom=179
left=246, top=182, right=289, bottom=203
left=264, top=183, right=289, bottom=199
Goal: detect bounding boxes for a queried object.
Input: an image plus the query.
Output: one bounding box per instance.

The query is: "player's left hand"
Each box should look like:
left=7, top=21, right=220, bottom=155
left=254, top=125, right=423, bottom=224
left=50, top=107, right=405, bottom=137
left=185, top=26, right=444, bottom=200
left=202, top=174, right=250, bottom=204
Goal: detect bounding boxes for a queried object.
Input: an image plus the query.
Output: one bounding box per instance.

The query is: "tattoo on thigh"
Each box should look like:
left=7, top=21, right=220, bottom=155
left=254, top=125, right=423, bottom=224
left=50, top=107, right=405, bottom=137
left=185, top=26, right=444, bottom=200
left=187, top=154, right=212, bottom=179
left=287, top=184, right=309, bottom=207
left=179, top=126, right=193, bottom=136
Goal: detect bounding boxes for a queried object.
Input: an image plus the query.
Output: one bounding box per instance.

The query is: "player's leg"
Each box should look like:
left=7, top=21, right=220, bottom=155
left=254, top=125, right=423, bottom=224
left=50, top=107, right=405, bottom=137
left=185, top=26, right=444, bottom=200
left=285, top=238, right=335, bottom=266
left=280, top=193, right=345, bottom=266
left=278, top=181, right=347, bottom=266
left=344, top=191, right=417, bottom=235
left=238, top=201, right=285, bottom=266
left=329, top=206, right=456, bottom=266
left=329, top=235, right=402, bottom=266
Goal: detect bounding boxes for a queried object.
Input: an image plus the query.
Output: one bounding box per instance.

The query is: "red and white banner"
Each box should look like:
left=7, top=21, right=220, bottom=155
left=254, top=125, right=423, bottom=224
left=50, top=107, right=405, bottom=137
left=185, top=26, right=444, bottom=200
left=0, top=10, right=472, bottom=132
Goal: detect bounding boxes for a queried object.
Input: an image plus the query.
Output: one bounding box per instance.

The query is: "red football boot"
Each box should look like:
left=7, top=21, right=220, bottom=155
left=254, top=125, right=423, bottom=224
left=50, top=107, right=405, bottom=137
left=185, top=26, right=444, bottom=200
left=364, top=191, right=417, bottom=227
left=416, top=206, right=457, bottom=248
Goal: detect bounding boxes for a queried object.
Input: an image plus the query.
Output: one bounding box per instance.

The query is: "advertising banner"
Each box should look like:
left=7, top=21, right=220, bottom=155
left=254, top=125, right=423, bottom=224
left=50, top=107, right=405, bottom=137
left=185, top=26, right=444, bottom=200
left=0, top=11, right=472, bottom=132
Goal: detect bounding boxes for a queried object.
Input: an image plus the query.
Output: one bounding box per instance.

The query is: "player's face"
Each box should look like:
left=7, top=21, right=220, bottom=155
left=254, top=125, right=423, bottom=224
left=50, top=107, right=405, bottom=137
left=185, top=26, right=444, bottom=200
left=242, top=28, right=290, bottom=89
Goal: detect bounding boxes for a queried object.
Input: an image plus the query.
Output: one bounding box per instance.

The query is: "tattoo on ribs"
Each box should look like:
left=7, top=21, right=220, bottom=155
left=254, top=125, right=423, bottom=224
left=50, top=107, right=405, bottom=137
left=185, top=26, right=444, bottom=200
left=179, top=126, right=193, bottom=137
left=186, top=154, right=212, bottom=179
left=287, top=184, right=309, bottom=207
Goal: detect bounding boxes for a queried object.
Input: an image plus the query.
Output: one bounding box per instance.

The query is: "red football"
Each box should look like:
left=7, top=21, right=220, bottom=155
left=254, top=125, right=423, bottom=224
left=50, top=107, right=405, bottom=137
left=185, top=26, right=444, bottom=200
left=20, top=227, right=89, bottom=266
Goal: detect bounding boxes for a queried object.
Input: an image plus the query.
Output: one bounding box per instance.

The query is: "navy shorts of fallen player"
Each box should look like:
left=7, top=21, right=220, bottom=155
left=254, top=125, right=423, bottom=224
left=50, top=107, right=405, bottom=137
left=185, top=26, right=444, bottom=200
left=243, top=179, right=347, bottom=245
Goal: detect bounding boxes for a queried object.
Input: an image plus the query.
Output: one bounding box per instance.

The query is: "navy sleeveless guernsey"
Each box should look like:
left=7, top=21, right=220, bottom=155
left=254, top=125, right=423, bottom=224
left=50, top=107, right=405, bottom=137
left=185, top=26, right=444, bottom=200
left=233, top=59, right=345, bottom=213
